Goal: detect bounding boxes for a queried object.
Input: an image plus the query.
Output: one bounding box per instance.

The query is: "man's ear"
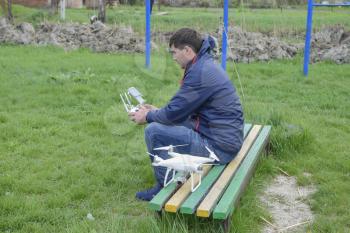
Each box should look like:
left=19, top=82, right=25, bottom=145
left=183, top=45, right=189, bottom=53
left=184, top=45, right=194, bottom=54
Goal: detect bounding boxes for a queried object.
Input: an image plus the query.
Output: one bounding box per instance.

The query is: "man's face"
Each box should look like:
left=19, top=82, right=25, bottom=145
left=169, top=45, right=192, bottom=69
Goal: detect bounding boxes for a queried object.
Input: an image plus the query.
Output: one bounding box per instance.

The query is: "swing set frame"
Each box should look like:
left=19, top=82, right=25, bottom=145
left=144, top=0, right=230, bottom=70
left=303, top=0, right=350, bottom=76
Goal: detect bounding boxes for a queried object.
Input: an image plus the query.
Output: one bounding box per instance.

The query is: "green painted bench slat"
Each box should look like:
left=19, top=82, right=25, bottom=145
left=180, top=165, right=225, bottom=214
left=148, top=173, right=182, bottom=211
left=213, top=125, right=271, bottom=219
left=180, top=124, right=253, bottom=214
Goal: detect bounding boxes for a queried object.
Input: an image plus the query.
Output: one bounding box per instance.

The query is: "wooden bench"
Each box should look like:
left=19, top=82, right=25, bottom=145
left=148, top=124, right=271, bottom=232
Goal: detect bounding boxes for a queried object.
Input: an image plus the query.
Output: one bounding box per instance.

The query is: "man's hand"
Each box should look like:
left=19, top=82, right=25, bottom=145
left=128, top=106, right=151, bottom=125
left=142, top=104, right=158, bottom=111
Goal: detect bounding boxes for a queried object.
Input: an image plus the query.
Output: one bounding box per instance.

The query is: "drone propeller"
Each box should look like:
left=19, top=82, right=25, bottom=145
left=147, top=152, right=156, bottom=157
left=205, top=146, right=220, bottom=161
left=154, top=144, right=188, bottom=151
left=205, top=146, right=214, bottom=154
left=147, top=152, right=163, bottom=164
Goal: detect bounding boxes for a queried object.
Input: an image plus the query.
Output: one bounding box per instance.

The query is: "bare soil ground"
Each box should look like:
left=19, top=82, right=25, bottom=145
left=0, top=18, right=144, bottom=53
left=1, top=17, right=349, bottom=63
left=260, top=174, right=316, bottom=233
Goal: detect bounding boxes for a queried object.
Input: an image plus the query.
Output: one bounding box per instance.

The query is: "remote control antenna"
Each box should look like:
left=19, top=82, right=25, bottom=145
left=120, top=93, right=130, bottom=112
left=125, top=93, right=132, bottom=106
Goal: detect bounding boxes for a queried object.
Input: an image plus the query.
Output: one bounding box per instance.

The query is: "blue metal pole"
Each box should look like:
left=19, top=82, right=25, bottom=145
left=145, top=0, right=151, bottom=69
left=303, top=0, right=313, bottom=76
left=221, top=0, right=229, bottom=70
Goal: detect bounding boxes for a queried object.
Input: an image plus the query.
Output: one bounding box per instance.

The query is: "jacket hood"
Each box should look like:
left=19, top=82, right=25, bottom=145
left=197, top=36, right=217, bottom=58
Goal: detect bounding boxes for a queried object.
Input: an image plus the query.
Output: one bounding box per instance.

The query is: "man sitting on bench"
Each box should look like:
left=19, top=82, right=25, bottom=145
left=129, top=28, right=244, bottom=201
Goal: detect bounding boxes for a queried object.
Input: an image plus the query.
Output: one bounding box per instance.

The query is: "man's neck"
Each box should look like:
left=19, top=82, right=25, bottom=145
left=183, top=55, right=197, bottom=70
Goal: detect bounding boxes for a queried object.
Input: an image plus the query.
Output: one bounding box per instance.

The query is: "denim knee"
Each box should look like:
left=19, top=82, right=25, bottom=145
left=145, top=122, right=163, bottom=140
left=145, top=122, right=164, bottom=151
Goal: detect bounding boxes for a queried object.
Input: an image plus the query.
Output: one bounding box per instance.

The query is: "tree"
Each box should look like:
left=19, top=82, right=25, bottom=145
left=50, top=0, right=59, bottom=14
left=0, top=0, right=13, bottom=21
left=158, top=0, right=166, bottom=11
left=7, top=0, right=11, bottom=20
left=274, top=0, right=282, bottom=10
left=106, top=0, right=115, bottom=8
left=0, top=0, right=5, bottom=15
left=98, top=0, right=106, bottom=23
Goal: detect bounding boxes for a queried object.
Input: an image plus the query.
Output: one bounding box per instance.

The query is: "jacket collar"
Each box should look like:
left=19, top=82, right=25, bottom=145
left=185, top=36, right=215, bottom=70
left=180, top=36, right=215, bottom=85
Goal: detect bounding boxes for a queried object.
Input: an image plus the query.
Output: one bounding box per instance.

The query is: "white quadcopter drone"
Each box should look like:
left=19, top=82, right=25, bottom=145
left=150, top=145, right=220, bottom=192
left=120, top=87, right=145, bottom=113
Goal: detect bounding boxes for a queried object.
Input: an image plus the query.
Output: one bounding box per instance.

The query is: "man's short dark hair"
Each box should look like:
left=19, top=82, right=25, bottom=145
left=169, top=28, right=203, bottom=54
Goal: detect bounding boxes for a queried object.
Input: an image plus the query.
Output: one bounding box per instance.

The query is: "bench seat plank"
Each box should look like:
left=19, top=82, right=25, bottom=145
left=213, top=125, right=271, bottom=219
left=164, top=166, right=212, bottom=213
left=180, top=124, right=252, bottom=215
left=148, top=173, right=183, bottom=211
left=196, top=125, right=262, bottom=218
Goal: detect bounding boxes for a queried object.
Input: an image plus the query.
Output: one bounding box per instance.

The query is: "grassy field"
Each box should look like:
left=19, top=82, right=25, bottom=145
left=0, top=44, right=349, bottom=232
left=1, top=4, right=350, bottom=233
left=2, top=4, right=350, bottom=38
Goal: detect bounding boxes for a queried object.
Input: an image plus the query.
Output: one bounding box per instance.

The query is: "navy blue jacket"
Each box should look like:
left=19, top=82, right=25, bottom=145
left=146, top=37, right=244, bottom=163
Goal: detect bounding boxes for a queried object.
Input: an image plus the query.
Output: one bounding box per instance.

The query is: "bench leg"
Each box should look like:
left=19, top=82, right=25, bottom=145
left=220, top=218, right=231, bottom=233
left=264, top=140, right=272, bottom=155
left=155, top=210, right=162, bottom=218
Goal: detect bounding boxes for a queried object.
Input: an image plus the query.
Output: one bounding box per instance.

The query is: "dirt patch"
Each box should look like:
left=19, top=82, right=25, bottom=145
left=311, top=26, right=350, bottom=64
left=0, top=18, right=35, bottom=44
left=260, top=175, right=316, bottom=233
left=1, top=17, right=349, bottom=63
left=0, top=18, right=144, bottom=53
left=219, top=26, right=302, bottom=63
left=221, top=26, right=350, bottom=64
left=152, top=28, right=301, bottom=63
left=155, top=26, right=350, bottom=64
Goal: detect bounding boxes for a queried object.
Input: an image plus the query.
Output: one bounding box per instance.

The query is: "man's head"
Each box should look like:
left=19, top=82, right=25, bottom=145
left=169, top=28, right=203, bottom=69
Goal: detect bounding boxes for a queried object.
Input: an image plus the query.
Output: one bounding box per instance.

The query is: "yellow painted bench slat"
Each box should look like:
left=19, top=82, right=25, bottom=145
left=164, top=166, right=212, bottom=213
left=196, top=125, right=262, bottom=218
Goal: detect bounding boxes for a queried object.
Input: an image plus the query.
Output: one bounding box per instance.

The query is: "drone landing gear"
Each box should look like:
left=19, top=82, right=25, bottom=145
left=190, top=172, right=202, bottom=192
left=163, top=168, right=176, bottom=187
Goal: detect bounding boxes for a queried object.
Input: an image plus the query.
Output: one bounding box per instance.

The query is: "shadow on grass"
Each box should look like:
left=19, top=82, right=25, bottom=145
left=154, top=212, right=225, bottom=233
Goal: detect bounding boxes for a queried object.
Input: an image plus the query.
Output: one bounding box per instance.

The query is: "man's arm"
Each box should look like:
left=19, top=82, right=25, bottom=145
left=146, top=74, right=214, bottom=125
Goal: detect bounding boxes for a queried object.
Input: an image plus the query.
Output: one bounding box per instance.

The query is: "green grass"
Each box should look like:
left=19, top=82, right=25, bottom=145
left=0, top=44, right=349, bottom=232
left=2, top=4, right=350, bottom=38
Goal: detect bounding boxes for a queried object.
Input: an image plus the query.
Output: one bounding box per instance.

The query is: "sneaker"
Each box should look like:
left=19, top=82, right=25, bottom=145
left=135, top=183, right=163, bottom=201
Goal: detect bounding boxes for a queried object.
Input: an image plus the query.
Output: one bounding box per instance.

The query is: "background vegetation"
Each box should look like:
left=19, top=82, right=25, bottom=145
left=97, top=0, right=309, bottom=8
left=1, top=4, right=350, bottom=40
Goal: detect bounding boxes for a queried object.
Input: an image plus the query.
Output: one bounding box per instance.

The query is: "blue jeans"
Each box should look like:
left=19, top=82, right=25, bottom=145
left=145, top=122, right=216, bottom=186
